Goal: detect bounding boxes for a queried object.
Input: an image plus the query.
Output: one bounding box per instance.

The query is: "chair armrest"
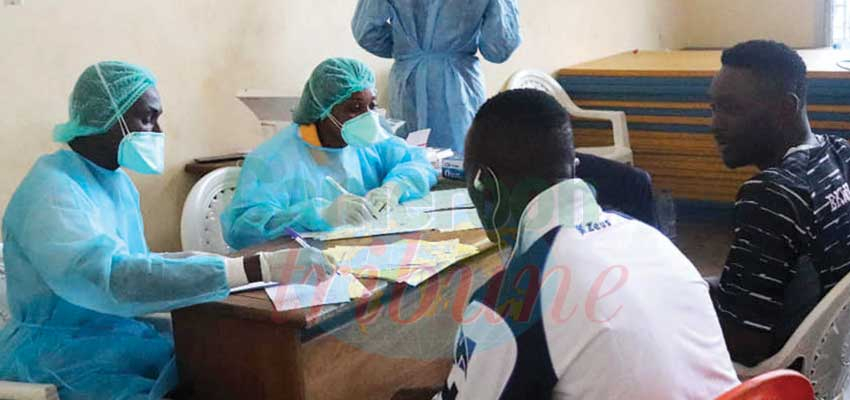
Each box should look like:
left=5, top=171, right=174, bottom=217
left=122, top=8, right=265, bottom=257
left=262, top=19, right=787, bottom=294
left=569, top=109, right=630, bottom=149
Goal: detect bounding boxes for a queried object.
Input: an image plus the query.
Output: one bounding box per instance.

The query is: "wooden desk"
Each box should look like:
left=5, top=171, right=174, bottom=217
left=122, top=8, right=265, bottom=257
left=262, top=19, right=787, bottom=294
left=557, top=49, right=850, bottom=202
left=172, top=229, right=498, bottom=400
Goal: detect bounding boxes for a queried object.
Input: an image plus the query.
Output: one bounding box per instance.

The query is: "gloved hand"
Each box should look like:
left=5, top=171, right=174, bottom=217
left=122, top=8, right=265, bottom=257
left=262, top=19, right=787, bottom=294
left=223, top=256, right=248, bottom=288
left=320, top=194, right=378, bottom=227
left=365, top=181, right=405, bottom=213
left=258, top=247, right=337, bottom=283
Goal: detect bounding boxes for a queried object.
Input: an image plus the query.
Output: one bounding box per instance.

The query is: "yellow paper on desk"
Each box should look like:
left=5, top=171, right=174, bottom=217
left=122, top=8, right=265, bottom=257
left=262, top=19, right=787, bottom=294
left=324, top=239, right=480, bottom=286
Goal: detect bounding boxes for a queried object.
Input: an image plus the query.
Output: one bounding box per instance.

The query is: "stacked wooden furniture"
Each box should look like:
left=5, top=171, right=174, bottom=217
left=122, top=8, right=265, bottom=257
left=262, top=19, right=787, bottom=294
left=557, top=49, right=850, bottom=202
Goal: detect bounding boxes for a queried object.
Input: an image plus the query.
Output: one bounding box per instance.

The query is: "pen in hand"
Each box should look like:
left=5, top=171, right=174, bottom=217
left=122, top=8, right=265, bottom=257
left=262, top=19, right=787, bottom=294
left=324, top=176, right=378, bottom=220
left=285, top=227, right=336, bottom=275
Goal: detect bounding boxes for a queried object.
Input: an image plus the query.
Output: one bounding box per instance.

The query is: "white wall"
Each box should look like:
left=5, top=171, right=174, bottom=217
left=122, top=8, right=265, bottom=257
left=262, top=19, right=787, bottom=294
left=0, top=0, right=683, bottom=251
left=680, top=0, right=830, bottom=48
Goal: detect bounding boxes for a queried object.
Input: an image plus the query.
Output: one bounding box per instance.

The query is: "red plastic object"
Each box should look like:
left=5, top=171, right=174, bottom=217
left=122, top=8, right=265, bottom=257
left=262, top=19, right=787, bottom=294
left=715, top=370, right=814, bottom=400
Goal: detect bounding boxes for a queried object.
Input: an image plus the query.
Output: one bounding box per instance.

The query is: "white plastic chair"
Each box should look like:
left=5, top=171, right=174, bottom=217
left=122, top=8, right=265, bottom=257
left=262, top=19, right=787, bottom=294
left=180, top=166, right=241, bottom=255
left=0, top=244, right=61, bottom=399
left=502, top=69, right=633, bottom=165
left=735, top=271, right=850, bottom=400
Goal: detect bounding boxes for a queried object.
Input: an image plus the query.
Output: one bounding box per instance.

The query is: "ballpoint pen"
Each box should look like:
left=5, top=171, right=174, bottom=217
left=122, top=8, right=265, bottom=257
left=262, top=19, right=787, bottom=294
left=285, top=227, right=312, bottom=249
left=324, top=176, right=379, bottom=220
left=285, top=227, right=336, bottom=274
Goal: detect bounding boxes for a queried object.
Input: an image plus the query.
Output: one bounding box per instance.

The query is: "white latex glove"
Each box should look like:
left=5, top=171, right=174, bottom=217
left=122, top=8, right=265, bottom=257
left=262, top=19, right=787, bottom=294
left=320, top=194, right=378, bottom=227
left=223, top=256, right=248, bottom=288
left=258, top=247, right=337, bottom=283
left=365, top=181, right=405, bottom=212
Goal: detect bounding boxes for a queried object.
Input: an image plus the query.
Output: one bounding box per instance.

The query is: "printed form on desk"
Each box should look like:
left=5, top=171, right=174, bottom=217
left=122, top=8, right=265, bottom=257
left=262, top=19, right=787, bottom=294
left=323, top=239, right=480, bottom=286
left=301, top=189, right=482, bottom=241
left=232, top=272, right=371, bottom=312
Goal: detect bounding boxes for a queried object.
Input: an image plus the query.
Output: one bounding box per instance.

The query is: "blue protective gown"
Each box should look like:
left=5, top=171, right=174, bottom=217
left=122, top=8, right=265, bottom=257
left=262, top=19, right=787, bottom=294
left=352, top=0, right=521, bottom=153
left=0, top=150, right=230, bottom=400
left=221, top=123, right=437, bottom=250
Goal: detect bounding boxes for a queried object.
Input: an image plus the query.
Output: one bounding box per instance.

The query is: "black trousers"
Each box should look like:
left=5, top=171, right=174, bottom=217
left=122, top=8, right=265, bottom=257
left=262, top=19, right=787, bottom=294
left=575, top=153, right=659, bottom=228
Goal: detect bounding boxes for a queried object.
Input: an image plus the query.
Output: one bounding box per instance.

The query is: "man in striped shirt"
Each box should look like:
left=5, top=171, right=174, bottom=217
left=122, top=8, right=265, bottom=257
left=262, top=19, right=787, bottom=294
left=709, top=40, right=850, bottom=366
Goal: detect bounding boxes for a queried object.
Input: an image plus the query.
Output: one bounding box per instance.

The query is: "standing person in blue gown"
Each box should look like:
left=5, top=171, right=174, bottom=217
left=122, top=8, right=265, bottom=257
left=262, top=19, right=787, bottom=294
left=352, top=0, right=521, bottom=154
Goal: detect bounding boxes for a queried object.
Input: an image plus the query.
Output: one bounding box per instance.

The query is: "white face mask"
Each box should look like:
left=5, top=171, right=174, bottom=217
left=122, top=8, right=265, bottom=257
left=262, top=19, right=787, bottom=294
left=95, top=63, right=166, bottom=175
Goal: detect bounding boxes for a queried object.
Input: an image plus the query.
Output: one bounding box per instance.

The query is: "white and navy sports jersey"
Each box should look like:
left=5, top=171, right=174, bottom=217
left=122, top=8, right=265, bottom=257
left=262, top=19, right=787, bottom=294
left=717, top=134, right=850, bottom=352
left=436, top=179, right=738, bottom=400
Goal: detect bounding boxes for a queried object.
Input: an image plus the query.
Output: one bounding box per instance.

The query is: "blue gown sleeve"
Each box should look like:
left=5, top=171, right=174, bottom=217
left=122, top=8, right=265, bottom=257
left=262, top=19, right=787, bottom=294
left=478, top=0, right=521, bottom=63
left=352, top=0, right=394, bottom=58
left=18, top=188, right=230, bottom=318
left=376, top=137, right=438, bottom=202
left=221, top=154, right=332, bottom=250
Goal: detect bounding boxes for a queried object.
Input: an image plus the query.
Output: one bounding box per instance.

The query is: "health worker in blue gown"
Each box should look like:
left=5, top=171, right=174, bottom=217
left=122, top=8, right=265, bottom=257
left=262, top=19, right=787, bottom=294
left=221, top=58, right=438, bottom=250
left=0, top=61, right=328, bottom=400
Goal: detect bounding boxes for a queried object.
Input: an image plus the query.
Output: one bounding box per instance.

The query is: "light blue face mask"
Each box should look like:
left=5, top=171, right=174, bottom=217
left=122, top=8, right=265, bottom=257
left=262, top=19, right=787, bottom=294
left=329, top=110, right=392, bottom=147
left=117, top=127, right=165, bottom=175
left=95, top=63, right=166, bottom=175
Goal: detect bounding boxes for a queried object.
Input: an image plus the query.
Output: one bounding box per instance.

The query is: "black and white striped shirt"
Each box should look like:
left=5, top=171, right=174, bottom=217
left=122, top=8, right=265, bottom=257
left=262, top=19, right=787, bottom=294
left=717, top=134, right=850, bottom=339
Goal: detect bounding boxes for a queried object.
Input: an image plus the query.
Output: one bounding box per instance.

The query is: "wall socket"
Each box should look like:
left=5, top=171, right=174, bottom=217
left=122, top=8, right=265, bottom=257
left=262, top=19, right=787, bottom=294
left=4, top=0, right=23, bottom=6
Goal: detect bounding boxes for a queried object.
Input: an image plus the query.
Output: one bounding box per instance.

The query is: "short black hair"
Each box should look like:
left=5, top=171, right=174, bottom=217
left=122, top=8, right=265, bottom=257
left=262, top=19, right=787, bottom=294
left=464, top=88, right=574, bottom=181
left=721, top=40, right=808, bottom=102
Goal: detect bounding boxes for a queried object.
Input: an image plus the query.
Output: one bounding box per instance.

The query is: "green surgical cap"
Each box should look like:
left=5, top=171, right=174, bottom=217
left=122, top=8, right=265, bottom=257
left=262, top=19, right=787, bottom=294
left=53, top=61, right=157, bottom=143
left=292, top=58, right=376, bottom=124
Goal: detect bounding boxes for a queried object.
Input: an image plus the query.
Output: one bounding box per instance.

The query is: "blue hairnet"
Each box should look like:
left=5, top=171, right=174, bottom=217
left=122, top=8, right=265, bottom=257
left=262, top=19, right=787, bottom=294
left=292, top=58, right=376, bottom=124
left=53, top=61, right=157, bottom=143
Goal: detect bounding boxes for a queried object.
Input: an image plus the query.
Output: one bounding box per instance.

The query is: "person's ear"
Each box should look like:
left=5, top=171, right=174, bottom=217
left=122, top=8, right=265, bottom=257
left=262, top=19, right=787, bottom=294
left=781, top=92, right=803, bottom=116
left=470, top=167, right=499, bottom=205
left=473, top=167, right=499, bottom=196
left=473, top=168, right=486, bottom=192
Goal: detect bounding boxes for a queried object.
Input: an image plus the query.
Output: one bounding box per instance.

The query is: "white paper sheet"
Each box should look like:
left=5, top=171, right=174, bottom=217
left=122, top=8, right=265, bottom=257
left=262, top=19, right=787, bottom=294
left=405, top=128, right=431, bottom=147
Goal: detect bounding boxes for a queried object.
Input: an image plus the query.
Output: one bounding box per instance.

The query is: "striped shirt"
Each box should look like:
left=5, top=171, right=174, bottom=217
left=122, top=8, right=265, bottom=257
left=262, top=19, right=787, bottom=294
left=717, top=134, right=850, bottom=342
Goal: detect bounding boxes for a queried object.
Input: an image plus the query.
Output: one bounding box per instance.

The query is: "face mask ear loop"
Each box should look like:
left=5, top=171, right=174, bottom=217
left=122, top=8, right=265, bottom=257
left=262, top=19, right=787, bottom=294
left=327, top=113, right=344, bottom=130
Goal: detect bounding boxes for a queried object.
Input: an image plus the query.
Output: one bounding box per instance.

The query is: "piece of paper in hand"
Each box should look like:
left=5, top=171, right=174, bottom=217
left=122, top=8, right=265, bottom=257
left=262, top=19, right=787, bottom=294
left=406, top=128, right=431, bottom=147
left=230, top=281, right=278, bottom=294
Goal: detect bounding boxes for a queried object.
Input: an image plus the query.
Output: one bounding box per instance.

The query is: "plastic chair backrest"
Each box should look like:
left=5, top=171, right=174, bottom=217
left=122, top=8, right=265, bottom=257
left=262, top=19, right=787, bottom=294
left=180, top=167, right=241, bottom=254
left=501, top=69, right=633, bottom=164
left=716, top=370, right=814, bottom=400
left=502, top=69, right=584, bottom=114
left=735, top=270, right=850, bottom=399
